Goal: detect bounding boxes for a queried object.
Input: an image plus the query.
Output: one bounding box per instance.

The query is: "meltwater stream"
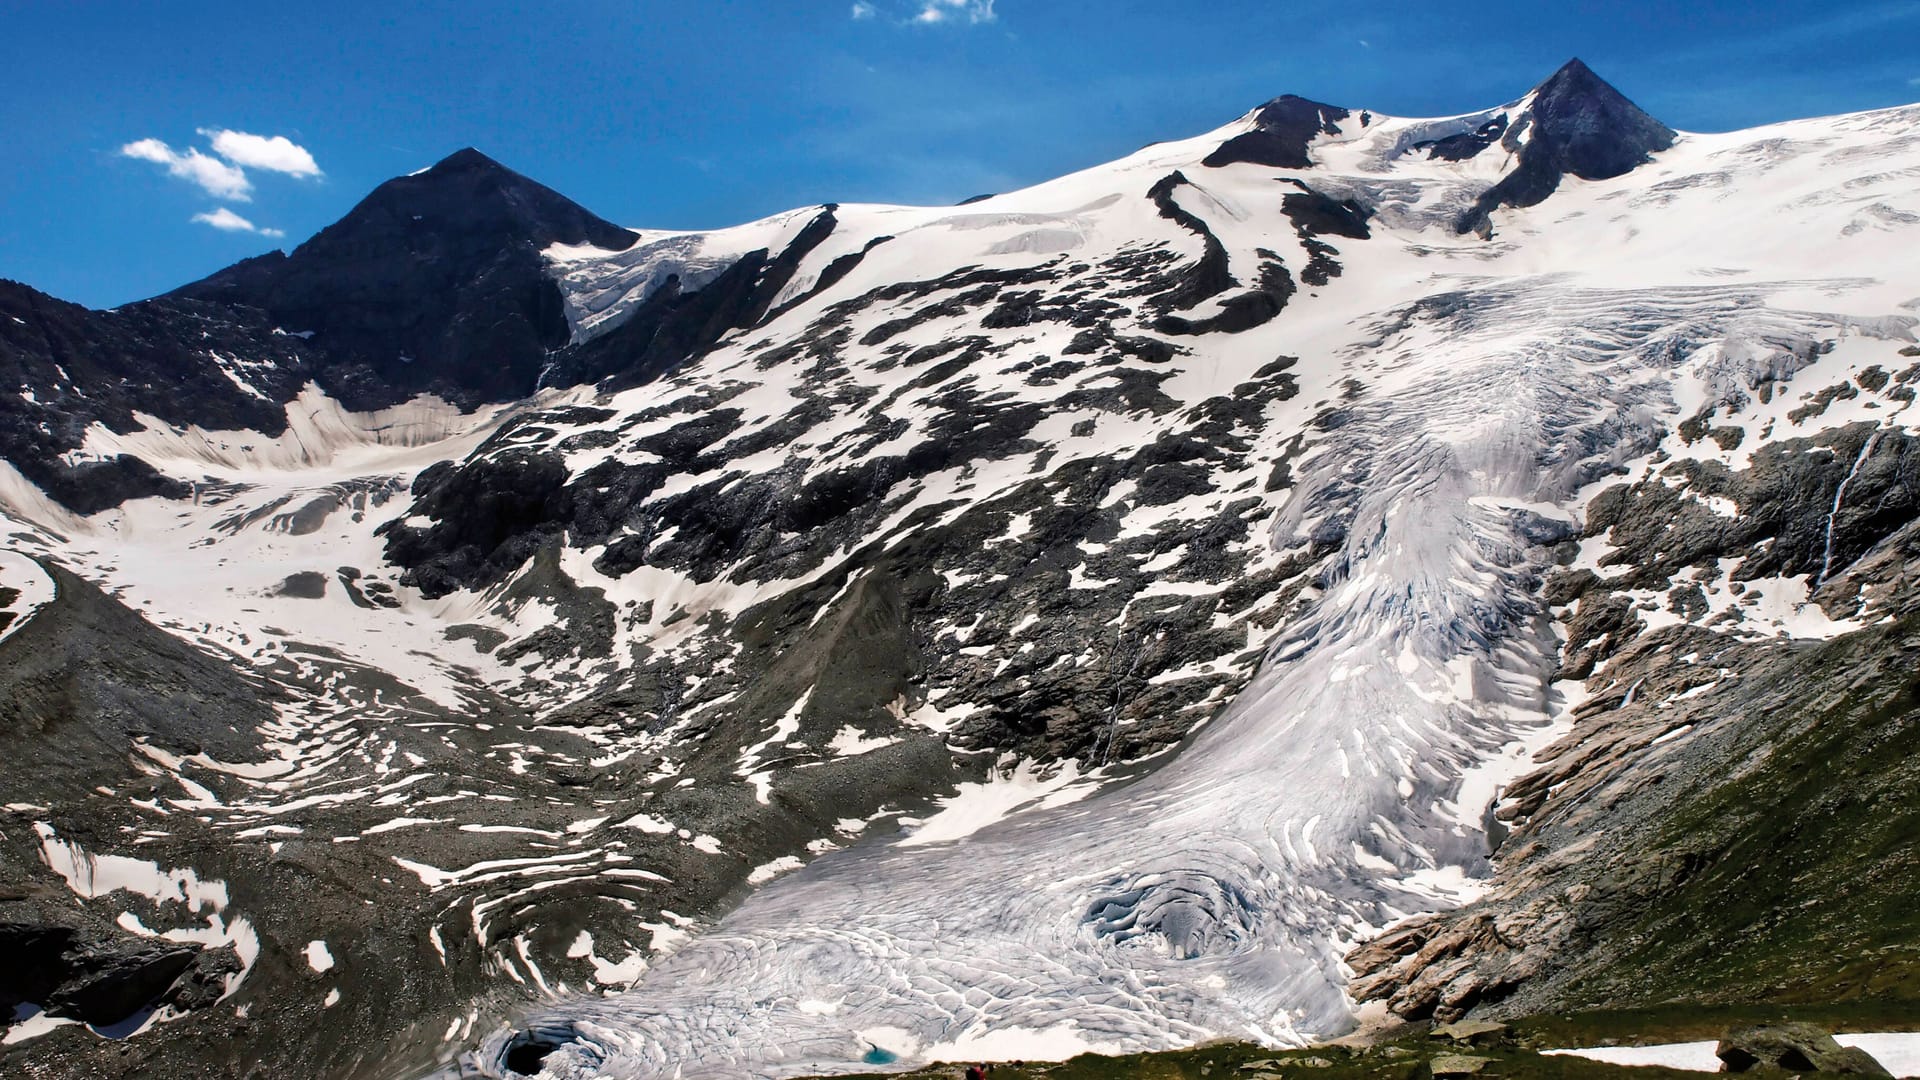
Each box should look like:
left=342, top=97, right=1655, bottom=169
left=469, top=283, right=1850, bottom=1080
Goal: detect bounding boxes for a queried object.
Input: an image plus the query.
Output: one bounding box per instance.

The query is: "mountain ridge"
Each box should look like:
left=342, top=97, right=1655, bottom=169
left=0, top=59, right=1672, bottom=519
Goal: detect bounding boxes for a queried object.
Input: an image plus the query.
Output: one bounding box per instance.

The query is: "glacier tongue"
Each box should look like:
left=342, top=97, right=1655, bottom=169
left=478, top=281, right=1856, bottom=1079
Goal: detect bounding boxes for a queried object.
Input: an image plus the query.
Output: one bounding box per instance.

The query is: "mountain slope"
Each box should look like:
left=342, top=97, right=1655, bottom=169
left=1, top=60, right=1918, bottom=1080
left=1351, top=421, right=1920, bottom=1020
left=0, top=281, right=312, bottom=510
left=0, top=150, right=840, bottom=517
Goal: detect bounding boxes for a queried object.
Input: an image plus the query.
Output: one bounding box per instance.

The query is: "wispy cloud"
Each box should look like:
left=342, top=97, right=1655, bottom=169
left=915, top=0, right=995, bottom=24
left=197, top=129, right=322, bottom=177
left=851, top=0, right=996, bottom=26
left=191, top=207, right=284, bottom=237
left=120, top=138, right=254, bottom=201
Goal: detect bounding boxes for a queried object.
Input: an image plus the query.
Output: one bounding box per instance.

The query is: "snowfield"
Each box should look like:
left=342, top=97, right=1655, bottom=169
left=0, top=549, right=54, bottom=646
left=1547, top=1033, right=1920, bottom=1076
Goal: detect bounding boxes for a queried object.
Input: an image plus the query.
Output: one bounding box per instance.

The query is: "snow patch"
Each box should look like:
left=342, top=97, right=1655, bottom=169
left=304, top=939, right=335, bottom=973
left=1546, top=1034, right=1920, bottom=1075
left=748, top=856, right=804, bottom=885
left=897, top=760, right=1098, bottom=847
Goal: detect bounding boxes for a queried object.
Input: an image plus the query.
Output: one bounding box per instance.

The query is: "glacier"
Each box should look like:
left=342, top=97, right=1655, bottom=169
left=476, top=273, right=1884, bottom=1078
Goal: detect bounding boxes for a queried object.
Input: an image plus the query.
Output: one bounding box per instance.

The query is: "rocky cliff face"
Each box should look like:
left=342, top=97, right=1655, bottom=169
left=1350, top=401, right=1920, bottom=1022
left=0, top=281, right=313, bottom=510
left=2, top=60, right=1918, bottom=1080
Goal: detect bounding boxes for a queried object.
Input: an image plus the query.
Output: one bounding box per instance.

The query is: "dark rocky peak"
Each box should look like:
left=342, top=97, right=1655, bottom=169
left=1204, top=94, right=1354, bottom=169
left=0, top=150, right=845, bottom=518
left=1457, top=58, right=1675, bottom=235
left=289, top=147, right=639, bottom=264
left=168, top=148, right=641, bottom=410
left=1521, top=58, right=1676, bottom=182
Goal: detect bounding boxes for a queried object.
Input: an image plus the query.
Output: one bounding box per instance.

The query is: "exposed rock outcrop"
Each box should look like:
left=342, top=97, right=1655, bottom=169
left=170, top=147, right=638, bottom=408
left=1204, top=94, right=1354, bottom=169
left=1457, top=59, right=1676, bottom=235
left=1350, top=399, right=1920, bottom=1023
left=1717, top=1023, right=1893, bottom=1076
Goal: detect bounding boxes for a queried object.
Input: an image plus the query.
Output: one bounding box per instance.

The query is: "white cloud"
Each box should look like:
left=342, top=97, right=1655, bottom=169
left=915, top=0, right=995, bottom=23
left=119, top=128, right=320, bottom=210
left=191, top=207, right=285, bottom=237
left=854, top=0, right=994, bottom=25
left=120, top=138, right=253, bottom=201
left=197, top=128, right=322, bottom=177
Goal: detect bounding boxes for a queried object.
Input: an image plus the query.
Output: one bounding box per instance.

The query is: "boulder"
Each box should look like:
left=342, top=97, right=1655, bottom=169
left=46, top=938, right=200, bottom=1025
left=1715, top=1023, right=1892, bottom=1076
left=159, top=945, right=243, bottom=1011
left=1430, top=1020, right=1509, bottom=1046
left=1426, top=1052, right=1493, bottom=1077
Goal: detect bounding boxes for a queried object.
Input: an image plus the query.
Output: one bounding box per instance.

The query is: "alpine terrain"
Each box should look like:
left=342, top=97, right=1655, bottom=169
left=3, top=59, right=1918, bottom=1079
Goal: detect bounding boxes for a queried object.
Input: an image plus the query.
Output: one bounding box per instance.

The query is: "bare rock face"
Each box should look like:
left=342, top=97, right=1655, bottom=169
left=1456, top=58, right=1676, bottom=235
left=1347, top=911, right=1544, bottom=1023
left=0, top=891, right=242, bottom=1033
left=170, top=148, right=639, bottom=409
left=42, top=937, right=201, bottom=1026
left=0, top=281, right=309, bottom=511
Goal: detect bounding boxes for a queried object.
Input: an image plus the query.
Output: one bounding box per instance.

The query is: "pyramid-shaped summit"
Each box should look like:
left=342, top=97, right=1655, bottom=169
left=1525, top=58, right=1677, bottom=180
left=168, top=148, right=639, bottom=407
left=320, top=146, right=640, bottom=256
left=1457, top=57, right=1676, bottom=234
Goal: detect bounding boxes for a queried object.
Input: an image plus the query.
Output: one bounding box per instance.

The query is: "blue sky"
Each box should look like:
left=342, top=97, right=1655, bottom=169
left=4, top=0, right=1918, bottom=308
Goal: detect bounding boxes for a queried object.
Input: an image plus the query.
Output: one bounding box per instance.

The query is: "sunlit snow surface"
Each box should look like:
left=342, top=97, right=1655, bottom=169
left=0, top=549, right=54, bottom=646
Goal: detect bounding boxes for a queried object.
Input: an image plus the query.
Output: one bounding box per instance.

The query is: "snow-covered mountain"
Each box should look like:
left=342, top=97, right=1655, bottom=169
left=3, top=59, right=1918, bottom=1079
